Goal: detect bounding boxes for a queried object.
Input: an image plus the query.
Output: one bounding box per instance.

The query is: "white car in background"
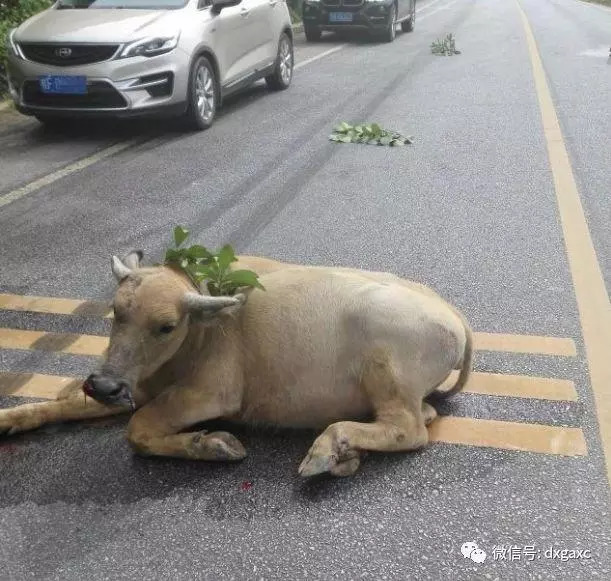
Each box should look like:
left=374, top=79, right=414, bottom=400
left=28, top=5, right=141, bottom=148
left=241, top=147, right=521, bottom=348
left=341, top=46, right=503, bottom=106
left=6, top=0, right=294, bottom=129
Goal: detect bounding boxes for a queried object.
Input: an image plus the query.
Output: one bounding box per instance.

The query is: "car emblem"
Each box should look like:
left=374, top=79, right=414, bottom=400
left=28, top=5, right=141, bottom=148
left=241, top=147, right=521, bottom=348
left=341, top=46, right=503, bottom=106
left=55, top=47, right=72, bottom=58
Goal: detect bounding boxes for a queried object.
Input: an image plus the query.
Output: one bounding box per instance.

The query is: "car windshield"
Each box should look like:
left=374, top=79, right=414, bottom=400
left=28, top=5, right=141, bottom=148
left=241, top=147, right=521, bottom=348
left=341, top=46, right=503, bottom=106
left=56, top=0, right=189, bottom=9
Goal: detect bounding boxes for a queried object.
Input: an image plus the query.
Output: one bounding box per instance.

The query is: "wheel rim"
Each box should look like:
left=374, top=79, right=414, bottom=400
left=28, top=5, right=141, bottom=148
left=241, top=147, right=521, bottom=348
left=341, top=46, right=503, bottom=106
left=279, top=37, right=292, bottom=84
left=195, top=64, right=215, bottom=122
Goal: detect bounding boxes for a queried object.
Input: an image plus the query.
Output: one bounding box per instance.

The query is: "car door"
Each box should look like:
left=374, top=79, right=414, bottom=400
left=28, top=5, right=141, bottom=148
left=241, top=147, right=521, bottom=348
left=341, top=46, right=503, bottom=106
left=398, top=0, right=414, bottom=21
left=213, top=1, right=258, bottom=86
left=240, top=0, right=277, bottom=71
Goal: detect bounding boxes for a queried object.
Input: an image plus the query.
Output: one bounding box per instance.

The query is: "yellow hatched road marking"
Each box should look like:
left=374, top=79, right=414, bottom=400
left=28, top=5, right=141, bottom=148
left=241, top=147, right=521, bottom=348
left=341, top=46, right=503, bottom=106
left=0, top=372, right=81, bottom=399
left=0, top=326, right=578, bottom=358
left=0, top=371, right=586, bottom=457
left=473, top=332, right=576, bottom=357
left=429, top=416, right=587, bottom=457
left=0, top=370, right=578, bottom=402
left=0, top=293, right=112, bottom=317
left=0, top=328, right=108, bottom=356
left=441, top=371, right=577, bottom=401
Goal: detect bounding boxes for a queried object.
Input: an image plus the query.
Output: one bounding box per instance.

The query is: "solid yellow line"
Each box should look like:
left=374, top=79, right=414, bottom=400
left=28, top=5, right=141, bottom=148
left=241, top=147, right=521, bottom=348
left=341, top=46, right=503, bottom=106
left=429, top=416, right=587, bottom=456
left=440, top=371, right=577, bottom=401
left=473, top=332, right=576, bottom=357
left=517, top=0, right=611, bottom=484
left=0, top=371, right=81, bottom=399
left=0, top=328, right=108, bottom=357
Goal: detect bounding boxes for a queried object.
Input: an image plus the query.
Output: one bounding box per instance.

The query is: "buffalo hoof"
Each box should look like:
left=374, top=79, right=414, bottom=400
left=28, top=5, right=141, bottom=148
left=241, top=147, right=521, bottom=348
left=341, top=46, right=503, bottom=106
left=191, top=431, right=247, bottom=461
left=298, top=448, right=361, bottom=478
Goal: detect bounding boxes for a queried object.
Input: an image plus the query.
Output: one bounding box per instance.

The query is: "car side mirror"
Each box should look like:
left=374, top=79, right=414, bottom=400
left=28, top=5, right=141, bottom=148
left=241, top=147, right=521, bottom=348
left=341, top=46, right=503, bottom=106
left=211, top=0, right=242, bottom=13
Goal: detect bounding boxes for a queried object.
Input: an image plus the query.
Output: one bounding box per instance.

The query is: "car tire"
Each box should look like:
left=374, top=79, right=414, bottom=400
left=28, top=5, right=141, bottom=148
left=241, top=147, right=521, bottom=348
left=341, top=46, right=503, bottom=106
left=304, top=25, right=322, bottom=42
left=401, top=1, right=415, bottom=32
left=265, top=32, right=294, bottom=91
left=382, top=4, right=397, bottom=43
left=184, top=55, right=218, bottom=131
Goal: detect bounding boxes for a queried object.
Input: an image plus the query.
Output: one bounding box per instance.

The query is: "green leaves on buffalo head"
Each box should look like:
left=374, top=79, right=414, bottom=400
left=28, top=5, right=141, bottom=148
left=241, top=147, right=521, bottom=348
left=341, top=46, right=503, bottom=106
left=163, top=226, right=264, bottom=297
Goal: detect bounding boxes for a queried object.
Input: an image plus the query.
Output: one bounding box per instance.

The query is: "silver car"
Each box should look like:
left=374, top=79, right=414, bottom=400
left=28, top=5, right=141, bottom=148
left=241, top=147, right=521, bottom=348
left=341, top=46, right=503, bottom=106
left=6, top=0, right=294, bottom=129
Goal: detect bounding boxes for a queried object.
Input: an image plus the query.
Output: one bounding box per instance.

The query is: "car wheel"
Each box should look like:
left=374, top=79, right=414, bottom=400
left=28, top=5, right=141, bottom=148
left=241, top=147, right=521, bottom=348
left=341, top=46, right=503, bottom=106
left=185, top=56, right=217, bottom=131
left=266, top=32, right=294, bottom=91
left=304, top=24, right=322, bottom=42
left=382, top=4, right=397, bottom=43
left=401, top=1, right=415, bottom=32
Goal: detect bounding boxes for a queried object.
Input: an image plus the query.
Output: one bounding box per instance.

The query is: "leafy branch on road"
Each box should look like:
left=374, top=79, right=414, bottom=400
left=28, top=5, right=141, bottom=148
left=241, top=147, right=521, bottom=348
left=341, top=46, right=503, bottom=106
left=164, top=226, right=265, bottom=297
left=431, top=33, right=461, bottom=56
left=329, top=122, right=413, bottom=147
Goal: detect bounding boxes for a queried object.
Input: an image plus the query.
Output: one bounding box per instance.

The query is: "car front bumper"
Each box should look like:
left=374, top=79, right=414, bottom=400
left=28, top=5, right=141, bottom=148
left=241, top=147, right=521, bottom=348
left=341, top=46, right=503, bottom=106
left=6, top=46, right=191, bottom=119
left=302, top=1, right=394, bottom=32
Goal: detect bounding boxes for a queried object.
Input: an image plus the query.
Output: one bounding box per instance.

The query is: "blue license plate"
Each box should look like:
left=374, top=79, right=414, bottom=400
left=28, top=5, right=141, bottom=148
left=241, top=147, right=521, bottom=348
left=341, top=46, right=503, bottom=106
left=39, top=75, right=87, bottom=95
left=329, top=12, right=353, bottom=23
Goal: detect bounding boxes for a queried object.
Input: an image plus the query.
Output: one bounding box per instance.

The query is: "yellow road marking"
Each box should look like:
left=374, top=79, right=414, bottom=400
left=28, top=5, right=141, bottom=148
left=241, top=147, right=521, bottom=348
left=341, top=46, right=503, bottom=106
left=440, top=371, right=577, bottom=401
left=0, top=372, right=81, bottom=399
left=518, top=1, right=611, bottom=485
left=0, top=326, right=577, bottom=358
left=429, top=416, right=587, bottom=456
left=474, top=332, right=576, bottom=357
left=0, top=328, right=107, bottom=357
left=0, top=293, right=112, bottom=317
left=0, top=370, right=586, bottom=457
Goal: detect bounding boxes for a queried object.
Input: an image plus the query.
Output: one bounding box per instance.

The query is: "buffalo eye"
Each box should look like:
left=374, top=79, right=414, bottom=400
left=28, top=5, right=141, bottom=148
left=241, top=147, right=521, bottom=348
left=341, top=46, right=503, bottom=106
left=158, top=324, right=176, bottom=335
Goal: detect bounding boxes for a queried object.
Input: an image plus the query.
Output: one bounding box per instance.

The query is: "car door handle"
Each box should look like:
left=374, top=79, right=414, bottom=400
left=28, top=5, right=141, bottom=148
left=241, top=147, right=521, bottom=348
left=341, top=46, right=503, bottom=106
left=269, top=0, right=278, bottom=5
left=240, top=7, right=250, bottom=16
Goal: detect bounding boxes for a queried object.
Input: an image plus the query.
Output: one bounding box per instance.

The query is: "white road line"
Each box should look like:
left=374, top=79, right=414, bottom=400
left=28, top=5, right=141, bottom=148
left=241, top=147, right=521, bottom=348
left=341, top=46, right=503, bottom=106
left=418, top=0, right=459, bottom=21
left=0, top=139, right=139, bottom=209
left=295, top=44, right=350, bottom=71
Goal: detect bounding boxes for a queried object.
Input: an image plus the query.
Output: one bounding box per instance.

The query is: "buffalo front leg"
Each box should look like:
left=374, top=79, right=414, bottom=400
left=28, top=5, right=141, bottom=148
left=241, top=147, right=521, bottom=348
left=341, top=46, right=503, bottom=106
left=0, top=398, right=127, bottom=437
left=126, top=384, right=246, bottom=462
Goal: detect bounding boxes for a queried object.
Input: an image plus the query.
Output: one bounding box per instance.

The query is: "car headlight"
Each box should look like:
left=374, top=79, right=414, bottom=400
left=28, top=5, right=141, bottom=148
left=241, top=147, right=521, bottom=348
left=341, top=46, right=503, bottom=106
left=7, top=28, right=24, bottom=59
left=119, top=34, right=180, bottom=59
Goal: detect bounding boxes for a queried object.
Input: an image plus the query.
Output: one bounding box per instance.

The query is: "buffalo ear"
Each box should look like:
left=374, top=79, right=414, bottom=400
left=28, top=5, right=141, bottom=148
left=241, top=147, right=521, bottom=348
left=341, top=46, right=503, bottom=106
left=184, top=293, right=246, bottom=319
left=111, top=255, right=132, bottom=282
left=123, top=250, right=143, bottom=270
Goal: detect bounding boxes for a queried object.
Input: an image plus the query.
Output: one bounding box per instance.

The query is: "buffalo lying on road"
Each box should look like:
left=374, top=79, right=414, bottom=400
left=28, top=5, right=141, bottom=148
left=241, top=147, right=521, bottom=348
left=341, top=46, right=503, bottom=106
left=0, top=253, right=472, bottom=477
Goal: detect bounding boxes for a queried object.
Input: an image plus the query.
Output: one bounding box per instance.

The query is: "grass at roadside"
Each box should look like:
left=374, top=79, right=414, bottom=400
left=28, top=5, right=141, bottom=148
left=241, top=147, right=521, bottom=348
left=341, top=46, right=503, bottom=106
left=582, top=0, right=611, bottom=7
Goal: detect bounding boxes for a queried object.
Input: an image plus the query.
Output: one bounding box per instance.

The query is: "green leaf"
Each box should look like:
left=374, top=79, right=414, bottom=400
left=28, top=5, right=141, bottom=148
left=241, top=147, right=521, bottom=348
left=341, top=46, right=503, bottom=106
left=173, top=226, right=189, bottom=248
left=225, top=270, right=266, bottom=291
left=217, top=244, right=237, bottom=271
left=187, top=245, right=213, bottom=260
left=329, top=134, right=341, bottom=142
left=380, top=136, right=393, bottom=146
left=339, top=135, right=352, bottom=143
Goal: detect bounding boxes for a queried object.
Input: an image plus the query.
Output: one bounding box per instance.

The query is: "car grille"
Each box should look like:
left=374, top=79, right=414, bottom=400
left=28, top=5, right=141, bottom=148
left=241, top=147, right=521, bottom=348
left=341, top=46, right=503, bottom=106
left=322, top=0, right=341, bottom=6
left=19, top=44, right=119, bottom=66
left=22, top=80, right=127, bottom=109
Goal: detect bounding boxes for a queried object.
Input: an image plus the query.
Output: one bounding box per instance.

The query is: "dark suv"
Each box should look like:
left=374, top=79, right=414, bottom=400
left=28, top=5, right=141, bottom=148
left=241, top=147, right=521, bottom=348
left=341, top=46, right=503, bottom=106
left=302, top=0, right=416, bottom=43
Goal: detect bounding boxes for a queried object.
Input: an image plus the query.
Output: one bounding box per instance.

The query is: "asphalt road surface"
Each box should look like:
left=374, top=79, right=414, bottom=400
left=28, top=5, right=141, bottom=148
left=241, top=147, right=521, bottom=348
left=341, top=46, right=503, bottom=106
left=1, top=0, right=610, bottom=579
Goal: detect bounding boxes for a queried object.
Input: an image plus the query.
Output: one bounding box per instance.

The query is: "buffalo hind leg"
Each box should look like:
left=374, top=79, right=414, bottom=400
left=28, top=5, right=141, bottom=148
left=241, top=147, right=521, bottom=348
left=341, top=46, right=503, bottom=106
left=0, top=398, right=127, bottom=436
left=299, top=349, right=430, bottom=477
left=126, top=384, right=246, bottom=461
